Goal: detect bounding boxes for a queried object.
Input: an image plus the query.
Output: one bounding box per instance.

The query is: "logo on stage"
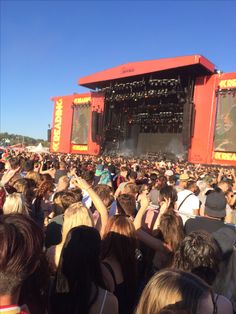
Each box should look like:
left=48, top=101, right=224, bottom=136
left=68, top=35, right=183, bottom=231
left=74, top=97, right=91, bottom=105
left=72, top=145, right=88, bottom=151
left=52, top=99, right=63, bottom=151
left=214, top=152, right=236, bottom=161
left=219, top=79, right=236, bottom=89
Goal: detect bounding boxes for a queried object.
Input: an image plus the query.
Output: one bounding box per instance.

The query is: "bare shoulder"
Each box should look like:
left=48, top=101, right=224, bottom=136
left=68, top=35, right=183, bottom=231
left=216, top=294, right=233, bottom=314
left=103, top=291, right=118, bottom=314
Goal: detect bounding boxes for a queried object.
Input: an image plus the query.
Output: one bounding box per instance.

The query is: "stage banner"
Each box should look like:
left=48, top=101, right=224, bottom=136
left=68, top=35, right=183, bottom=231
left=71, top=105, right=90, bottom=145
left=214, top=90, right=236, bottom=152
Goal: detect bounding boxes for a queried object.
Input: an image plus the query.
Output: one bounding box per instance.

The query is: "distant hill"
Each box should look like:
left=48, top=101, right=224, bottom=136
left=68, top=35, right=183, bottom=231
left=0, top=132, right=50, bottom=147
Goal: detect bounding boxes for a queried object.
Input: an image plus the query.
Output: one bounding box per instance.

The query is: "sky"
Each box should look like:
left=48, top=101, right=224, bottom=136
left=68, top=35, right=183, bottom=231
left=1, top=0, right=236, bottom=140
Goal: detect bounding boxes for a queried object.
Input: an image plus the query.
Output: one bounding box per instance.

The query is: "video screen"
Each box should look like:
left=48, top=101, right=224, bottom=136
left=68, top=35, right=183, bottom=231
left=71, top=105, right=90, bottom=144
left=214, top=90, right=236, bottom=152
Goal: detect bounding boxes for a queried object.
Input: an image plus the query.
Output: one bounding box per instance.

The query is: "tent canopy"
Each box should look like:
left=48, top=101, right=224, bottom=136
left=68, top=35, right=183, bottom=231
left=28, top=143, right=49, bottom=153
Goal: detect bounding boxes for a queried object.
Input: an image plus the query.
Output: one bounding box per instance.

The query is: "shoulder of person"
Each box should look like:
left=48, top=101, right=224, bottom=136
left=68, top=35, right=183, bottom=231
left=215, top=294, right=233, bottom=314
left=103, top=291, right=118, bottom=313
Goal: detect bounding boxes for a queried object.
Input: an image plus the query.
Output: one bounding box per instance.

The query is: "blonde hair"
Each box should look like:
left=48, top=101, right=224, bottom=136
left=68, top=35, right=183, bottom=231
left=3, top=192, right=28, bottom=215
left=61, top=202, right=94, bottom=244
left=49, top=202, right=95, bottom=270
left=135, top=269, right=211, bottom=314
left=25, top=171, right=41, bottom=186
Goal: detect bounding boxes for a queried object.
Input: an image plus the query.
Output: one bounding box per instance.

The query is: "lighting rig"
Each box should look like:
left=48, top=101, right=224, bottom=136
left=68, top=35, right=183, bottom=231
left=101, top=77, right=186, bottom=134
left=101, top=78, right=183, bottom=102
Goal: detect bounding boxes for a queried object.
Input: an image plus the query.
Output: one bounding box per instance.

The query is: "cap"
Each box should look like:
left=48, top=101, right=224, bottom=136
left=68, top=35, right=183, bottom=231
left=165, top=170, right=174, bottom=176
left=205, top=191, right=226, bottom=218
left=179, top=173, right=189, bottom=181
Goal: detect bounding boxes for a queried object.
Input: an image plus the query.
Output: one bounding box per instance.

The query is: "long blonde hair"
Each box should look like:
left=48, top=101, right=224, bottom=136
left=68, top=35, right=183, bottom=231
left=3, top=192, right=28, bottom=215
left=135, top=269, right=211, bottom=314
left=61, top=202, right=94, bottom=244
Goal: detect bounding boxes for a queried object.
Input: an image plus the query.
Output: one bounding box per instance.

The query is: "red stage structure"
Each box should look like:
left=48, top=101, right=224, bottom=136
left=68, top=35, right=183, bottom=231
left=50, top=55, right=236, bottom=165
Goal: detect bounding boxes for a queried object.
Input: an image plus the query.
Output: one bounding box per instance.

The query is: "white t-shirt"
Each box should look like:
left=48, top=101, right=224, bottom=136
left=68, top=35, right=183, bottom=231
left=177, top=189, right=200, bottom=224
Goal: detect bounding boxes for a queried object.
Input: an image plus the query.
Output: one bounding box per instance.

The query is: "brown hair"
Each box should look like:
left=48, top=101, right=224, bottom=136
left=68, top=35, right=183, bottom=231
left=101, top=215, right=138, bottom=304
left=117, top=193, right=136, bottom=217
left=123, top=182, right=139, bottom=196
left=93, top=184, right=114, bottom=208
left=0, top=214, right=44, bottom=295
left=36, top=180, right=54, bottom=198
left=53, top=190, right=82, bottom=216
left=159, top=213, right=184, bottom=252
left=25, top=171, right=42, bottom=187
left=173, top=231, right=222, bottom=285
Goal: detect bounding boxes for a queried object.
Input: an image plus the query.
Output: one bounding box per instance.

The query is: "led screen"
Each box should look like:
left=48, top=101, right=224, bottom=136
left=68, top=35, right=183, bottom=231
left=214, top=91, right=236, bottom=152
left=71, top=105, right=90, bottom=145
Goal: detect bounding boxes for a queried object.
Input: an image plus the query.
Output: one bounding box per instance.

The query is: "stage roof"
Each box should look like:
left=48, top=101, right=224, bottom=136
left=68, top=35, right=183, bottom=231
left=79, top=55, right=215, bottom=89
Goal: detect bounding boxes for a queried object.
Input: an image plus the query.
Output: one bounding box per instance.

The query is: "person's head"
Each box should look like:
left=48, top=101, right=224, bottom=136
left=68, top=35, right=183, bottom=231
left=168, top=175, right=177, bottom=187
left=56, top=175, right=69, bottom=192
left=40, top=173, right=54, bottom=184
left=225, top=189, right=236, bottom=208
left=81, top=170, right=95, bottom=185
left=165, top=170, right=174, bottom=178
left=51, top=226, right=105, bottom=314
left=203, top=176, right=214, bottom=188
left=204, top=191, right=226, bottom=219
left=53, top=190, right=82, bottom=216
left=157, top=175, right=168, bottom=189
left=186, top=180, right=197, bottom=193
left=0, top=214, right=44, bottom=298
left=61, top=202, right=94, bottom=244
left=59, top=161, right=66, bottom=170
left=173, top=231, right=222, bottom=285
left=120, top=166, right=128, bottom=178
left=139, top=184, right=150, bottom=196
left=127, top=170, right=138, bottom=182
left=102, top=215, right=138, bottom=302
left=3, top=192, right=28, bottom=215
left=5, top=157, right=20, bottom=170
left=117, top=193, right=136, bottom=218
left=56, top=226, right=104, bottom=293
left=13, top=178, right=31, bottom=194
left=135, top=269, right=215, bottom=314
left=159, top=186, right=178, bottom=211
left=123, top=182, right=139, bottom=197
left=36, top=180, right=54, bottom=199
left=149, top=173, right=158, bottom=188
left=179, top=173, right=189, bottom=188
left=158, top=213, right=184, bottom=252
left=25, top=171, right=42, bottom=187
left=217, top=180, right=229, bottom=193
left=93, top=184, right=114, bottom=208
left=22, top=160, right=34, bottom=173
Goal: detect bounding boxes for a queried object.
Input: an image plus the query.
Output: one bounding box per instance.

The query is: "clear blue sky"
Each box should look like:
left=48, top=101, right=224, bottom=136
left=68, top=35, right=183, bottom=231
left=1, top=0, right=236, bottom=140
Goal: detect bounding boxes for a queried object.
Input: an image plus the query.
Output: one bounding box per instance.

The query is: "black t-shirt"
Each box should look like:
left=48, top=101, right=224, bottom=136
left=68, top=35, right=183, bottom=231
left=185, top=216, right=236, bottom=235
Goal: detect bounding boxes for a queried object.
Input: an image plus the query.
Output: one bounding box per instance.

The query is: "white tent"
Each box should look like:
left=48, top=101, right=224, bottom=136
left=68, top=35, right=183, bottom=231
left=28, top=143, right=49, bottom=153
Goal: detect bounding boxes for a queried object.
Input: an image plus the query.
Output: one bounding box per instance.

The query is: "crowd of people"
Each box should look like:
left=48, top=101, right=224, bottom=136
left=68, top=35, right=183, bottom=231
left=0, top=149, right=236, bottom=314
